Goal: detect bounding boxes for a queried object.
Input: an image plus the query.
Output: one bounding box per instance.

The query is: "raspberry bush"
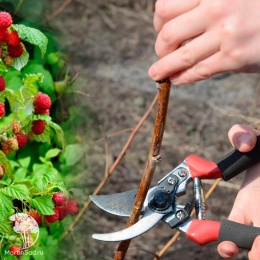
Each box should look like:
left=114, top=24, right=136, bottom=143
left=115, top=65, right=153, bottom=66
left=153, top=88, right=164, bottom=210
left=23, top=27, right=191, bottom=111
left=0, top=11, right=80, bottom=259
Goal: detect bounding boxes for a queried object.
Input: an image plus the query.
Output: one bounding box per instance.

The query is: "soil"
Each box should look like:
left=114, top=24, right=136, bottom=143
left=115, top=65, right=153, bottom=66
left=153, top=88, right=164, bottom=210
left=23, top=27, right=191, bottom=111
left=45, top=1, right=260, bottom=260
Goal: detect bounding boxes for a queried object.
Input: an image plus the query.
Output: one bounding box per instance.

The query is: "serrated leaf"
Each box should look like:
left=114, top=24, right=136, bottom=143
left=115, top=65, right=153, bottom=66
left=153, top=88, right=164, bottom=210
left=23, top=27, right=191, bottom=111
left=0, top=218, right=13, bottom=234
left=32, top=164, right=57, bottom=191
left=12, top=24, right=48, bottom=57
left=22, top=73, right=44, bottom=88
left=0, top=191, right=13, bottom=221
left=5, top=88, right=23, bottom=112
left=30, top=195, right=54, bottom=215
left=12, top=47, right=29, bottom=71
left=2, top=184, right=30, bottom=200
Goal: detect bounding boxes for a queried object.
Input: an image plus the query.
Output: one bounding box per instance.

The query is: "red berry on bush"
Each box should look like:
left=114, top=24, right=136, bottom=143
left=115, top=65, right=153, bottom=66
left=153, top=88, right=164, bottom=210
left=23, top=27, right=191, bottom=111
left=7, top=31, right=20, bottom=46
left=28, top=209, right=42, bottom=226
left=8, top=43, right=24, bottom=58
left=0, top=11, right=12, bottom=29
left=66, top=198, right=80, bottom=215
left=34, top=93, right=51, bottom=110
left=16, top=133, right=27, bottom=148
left=52, top=193, right=66, bottom=207
left=0, top=76, right=5, bottom=92
left=57, top=205, right=68, bottom=221
left=0, top=28, right=7, bottom=41
left=45, top=207, right=59, bottom=223
left=32, top=120, right=45, bottom=135
left=0, top=103, right=5, bottom=117
left=34, top=106, right=50, bottom=115
left=9, top=245, right=21, bottom=256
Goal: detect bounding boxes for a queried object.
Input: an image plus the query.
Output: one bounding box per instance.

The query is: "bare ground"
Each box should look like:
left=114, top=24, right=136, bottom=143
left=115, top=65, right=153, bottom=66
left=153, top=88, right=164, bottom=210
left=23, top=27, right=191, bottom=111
left=47, top=1, right=260, bottom=259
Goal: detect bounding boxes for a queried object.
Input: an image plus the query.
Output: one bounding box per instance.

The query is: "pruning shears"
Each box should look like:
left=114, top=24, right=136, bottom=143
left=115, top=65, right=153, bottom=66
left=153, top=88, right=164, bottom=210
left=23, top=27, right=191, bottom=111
left=90, top=136, right=260, bottom=249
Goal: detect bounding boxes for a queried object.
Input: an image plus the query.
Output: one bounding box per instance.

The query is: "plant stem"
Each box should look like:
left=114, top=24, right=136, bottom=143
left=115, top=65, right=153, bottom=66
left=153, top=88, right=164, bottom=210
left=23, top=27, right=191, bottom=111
left=113, top=79, right=171, bottom=260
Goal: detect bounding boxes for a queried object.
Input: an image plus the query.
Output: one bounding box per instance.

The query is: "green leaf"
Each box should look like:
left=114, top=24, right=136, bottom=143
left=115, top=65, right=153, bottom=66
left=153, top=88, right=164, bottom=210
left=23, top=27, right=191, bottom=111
left=0, top=150, right=12, bottom=177
left=32, top=165, right=57, bottom=192
left=2, top=184, right=30, bottom=200
left=0, top=59, right=7, bottom=72
left=12, top=47, right=29, bottom=71
left=3, top=69, right=22, bottom=91
left=12, top=24, right=48, bottom=57
left=0, top=218, right=13, bottom=234
left=22, top=73, right=44, bottom=88
left=61, top=144, right=86, bottom=166
left=18, top=156, right=31, bottom=168
left=5, top=88, right=23, bottom=112
left=49, top=121, right=64, bottom=148
left=0, top=191, right=13, bottom=221
left=45, top=148, right=61, bottom=160
left=30, top=195, right=54, bottom=215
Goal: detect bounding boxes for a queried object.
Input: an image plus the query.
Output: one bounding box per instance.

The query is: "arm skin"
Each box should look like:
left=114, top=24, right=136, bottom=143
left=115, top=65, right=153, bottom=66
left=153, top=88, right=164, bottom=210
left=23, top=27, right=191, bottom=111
left=148, top=0, right=260, bottom=85
left=218, top=124, right=260, bottom=259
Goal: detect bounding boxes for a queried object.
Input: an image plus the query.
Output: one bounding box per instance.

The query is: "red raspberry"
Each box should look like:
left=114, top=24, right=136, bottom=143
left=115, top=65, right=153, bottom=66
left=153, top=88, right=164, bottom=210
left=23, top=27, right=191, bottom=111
left=8, top=43, right=24, bottom=58
left=31, top=120, right=45, bottom=135
left=28, top=209, right=42, bottom=226
left=0, top=103, right=5, bottom=117
left=0, top=75, right=5, bottom=91
left=66, top=198, right=80, bottom=215
left=0, top=12, right=12, bottom=29
left=16, top=133, right=27, bottom=148
left=9, top=245, right=21, bottom=256
left=0, top=28, right=7, bottom=41
left=0, top=165, right=5, bottom=179
left=34, top=93, right=51, bottom=110
left=52, top=193, right=66, bottom=207
left=57, top=205, right=68, bottom=221
left=7, top=31, right=20, bottom=46
left=45, top=207, right=59, bottom=223
left=34, top=106, right=50, bottom=115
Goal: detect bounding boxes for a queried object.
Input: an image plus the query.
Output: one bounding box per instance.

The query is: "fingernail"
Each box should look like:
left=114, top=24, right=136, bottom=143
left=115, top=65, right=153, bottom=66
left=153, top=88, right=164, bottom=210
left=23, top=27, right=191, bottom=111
left=148, top=65, right=158, bottom=79
left=237, top=133, right=252, bottom=147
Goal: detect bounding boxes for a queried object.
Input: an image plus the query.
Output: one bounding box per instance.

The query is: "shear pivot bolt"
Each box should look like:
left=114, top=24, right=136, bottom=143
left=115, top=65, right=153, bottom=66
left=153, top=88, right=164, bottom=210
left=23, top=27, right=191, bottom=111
left=176, top=210, right=185, bottom=220
left=167, top=177, right=176, bottom=185
left=178, top=169, right=188, bottom=177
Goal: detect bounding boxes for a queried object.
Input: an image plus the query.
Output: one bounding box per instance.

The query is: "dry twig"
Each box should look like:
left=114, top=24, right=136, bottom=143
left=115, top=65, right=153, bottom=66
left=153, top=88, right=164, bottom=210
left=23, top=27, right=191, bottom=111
left=114, top=79, right=172, bottom=260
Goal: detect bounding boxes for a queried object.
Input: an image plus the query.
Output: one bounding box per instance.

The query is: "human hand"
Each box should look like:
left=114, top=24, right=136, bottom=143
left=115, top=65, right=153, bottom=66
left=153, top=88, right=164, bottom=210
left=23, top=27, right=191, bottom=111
left=148, top=0, right=260, bottom=85
left=218, top=124, right=260, bottom=259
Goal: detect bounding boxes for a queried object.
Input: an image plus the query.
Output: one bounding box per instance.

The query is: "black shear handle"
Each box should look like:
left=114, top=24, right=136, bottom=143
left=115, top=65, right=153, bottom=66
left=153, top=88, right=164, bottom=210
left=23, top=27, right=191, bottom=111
left=216, top=135, right=260, bottom=181
left=218, top=219, right=260, bottom=249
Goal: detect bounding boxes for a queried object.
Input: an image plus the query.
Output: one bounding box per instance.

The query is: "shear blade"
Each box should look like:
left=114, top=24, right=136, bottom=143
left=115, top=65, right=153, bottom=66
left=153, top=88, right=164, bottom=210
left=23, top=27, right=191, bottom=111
left=92, top=206, right=164, bottom=242
left=89, top=189, right=137, bottom=217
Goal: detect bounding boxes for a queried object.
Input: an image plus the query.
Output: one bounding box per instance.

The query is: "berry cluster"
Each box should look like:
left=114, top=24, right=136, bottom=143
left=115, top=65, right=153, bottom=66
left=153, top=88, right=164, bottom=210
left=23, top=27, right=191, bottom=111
left=45, top=193, right=80, bottom=224
left=0, top=11, right=24, bottom=67
left=0, top=90, right=52, bottom=155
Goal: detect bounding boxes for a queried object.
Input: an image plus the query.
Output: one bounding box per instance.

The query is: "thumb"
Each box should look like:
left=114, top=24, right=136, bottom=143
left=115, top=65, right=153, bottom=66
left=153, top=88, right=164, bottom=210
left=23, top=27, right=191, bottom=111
left=228, top=124, right=257, bottom=153
left=248, top=235, right=260, bottom=260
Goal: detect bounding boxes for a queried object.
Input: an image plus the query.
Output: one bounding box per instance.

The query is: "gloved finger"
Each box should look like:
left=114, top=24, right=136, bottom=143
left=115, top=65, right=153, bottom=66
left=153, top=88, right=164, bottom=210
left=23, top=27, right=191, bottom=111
left=154, top=0, right=199, bottom=32
left=228, top=124, right=258, bottom=153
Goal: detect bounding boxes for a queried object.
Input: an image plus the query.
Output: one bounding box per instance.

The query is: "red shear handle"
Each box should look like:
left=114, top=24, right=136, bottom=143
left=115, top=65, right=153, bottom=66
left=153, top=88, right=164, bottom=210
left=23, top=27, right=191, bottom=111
left=185, top=135, right=260, bottom=181
left=186, top=219, right=260, bottom=249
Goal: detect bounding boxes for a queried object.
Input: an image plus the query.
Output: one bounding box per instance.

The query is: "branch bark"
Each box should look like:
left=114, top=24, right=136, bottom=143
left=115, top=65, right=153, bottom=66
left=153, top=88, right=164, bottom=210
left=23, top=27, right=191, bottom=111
left=114, top=78, right=172, bottom=260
